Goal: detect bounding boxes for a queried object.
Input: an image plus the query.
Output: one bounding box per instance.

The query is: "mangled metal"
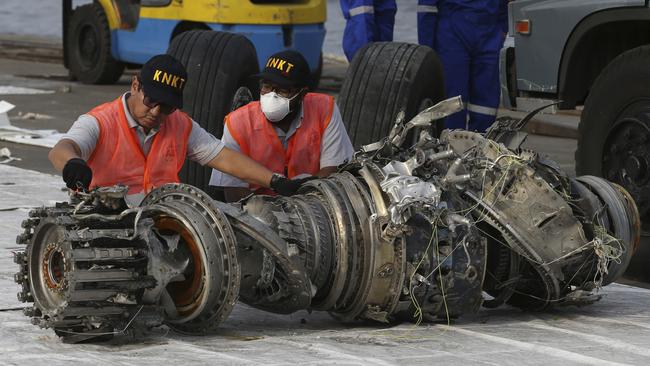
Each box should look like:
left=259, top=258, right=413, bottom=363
left=14, top=97, right=640, bottom=342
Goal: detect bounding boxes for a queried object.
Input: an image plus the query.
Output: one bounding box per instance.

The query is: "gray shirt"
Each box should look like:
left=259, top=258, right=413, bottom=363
left=61, top=93, right=225, bottom=205
left=209, top=102, right=354, bottom=188
left=61, top=93, right=224, bottom=164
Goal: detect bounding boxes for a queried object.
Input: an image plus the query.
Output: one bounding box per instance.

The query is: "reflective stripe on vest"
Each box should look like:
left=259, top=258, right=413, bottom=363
left=226, top=93, right=335, bottom=195
left=87, top=97, right=192, bottom=195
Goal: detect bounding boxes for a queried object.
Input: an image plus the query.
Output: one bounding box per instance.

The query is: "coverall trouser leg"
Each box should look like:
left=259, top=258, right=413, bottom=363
left=468, top=36, right=501, bottom=132
left=435, top=15, right=470, bottom=130
left=340, top=0, right=396, bottom=61
left=434, top=10, right=503, bottom=132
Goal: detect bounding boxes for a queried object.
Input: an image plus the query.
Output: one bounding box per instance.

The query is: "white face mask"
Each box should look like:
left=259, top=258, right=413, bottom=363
left=260, top=91, right=299, bottom=122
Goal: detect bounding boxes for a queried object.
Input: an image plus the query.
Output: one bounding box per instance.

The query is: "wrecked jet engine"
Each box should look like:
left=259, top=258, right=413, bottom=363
left=14, top=97, right=640, bottom=342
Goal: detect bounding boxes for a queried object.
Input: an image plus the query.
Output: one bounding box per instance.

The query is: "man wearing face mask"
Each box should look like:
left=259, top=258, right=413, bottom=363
left=210, top=50, right=355, bottom=202
left=48, top=54, right=306, bottom=206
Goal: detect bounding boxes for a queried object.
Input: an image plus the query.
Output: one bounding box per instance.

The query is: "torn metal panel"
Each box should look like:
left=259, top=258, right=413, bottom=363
left=16, top=97, right=640, bottom=342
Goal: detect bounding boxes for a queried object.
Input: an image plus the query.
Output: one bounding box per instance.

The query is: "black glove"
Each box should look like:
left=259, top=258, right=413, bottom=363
left=62, top=158, right=93, bottom=190
left=270, top=174, right=315, bottom=196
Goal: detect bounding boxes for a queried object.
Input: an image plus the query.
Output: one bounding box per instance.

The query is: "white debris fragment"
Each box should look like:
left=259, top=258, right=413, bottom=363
left=0, top=100, right=14, bottom=126
left=0, top=85, right=54, bottom=95
left=0, top=100, right=64, bottom=148
left=109, top=293, right=136, bottom=305
left=14, top=112, right=53, bottom=120
left=0, top=147, right=20, bottom=164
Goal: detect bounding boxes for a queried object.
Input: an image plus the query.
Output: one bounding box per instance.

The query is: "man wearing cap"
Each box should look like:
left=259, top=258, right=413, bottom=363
left=49, top=54, right=306, bottom=206
left=209, top=50, right=354, bottom=202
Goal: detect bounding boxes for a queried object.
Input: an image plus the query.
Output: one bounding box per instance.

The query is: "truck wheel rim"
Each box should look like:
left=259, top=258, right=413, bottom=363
left=78, top=24, right=99, bottom=68
left=603, top=106, right=650, bottom=228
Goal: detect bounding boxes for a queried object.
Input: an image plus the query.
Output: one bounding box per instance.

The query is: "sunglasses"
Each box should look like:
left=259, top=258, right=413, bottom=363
left=142, top=95, right=177, bottom=115
left=135, top=77, right=177, bottom=114
left=260, top=81, right=297, bottom=98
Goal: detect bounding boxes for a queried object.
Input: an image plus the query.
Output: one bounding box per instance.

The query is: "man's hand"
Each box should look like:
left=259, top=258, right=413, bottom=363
left=270, top=173, right=315, bottom=196
left=62, top=158, right=92, bottom=190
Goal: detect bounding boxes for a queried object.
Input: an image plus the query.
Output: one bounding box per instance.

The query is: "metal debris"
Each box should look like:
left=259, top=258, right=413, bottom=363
left=0, top=147, right=20, bottom=164
left=15, top=97, right=640, bottom=342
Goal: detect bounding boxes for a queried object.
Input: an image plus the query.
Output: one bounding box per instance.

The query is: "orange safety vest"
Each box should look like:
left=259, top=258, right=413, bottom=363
left=226, top=93, right=335, bottom=195
left=86, top=96, right=192, bottom=195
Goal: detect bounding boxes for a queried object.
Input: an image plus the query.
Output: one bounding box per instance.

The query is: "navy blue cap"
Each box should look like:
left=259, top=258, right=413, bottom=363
left=140, top=54, right=187, bottom=109
left=256, top=50, right=311, bottom=88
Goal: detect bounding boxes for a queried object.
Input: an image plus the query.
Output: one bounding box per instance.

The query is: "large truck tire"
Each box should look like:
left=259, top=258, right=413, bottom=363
left=576, top=45, right=650, bottom=228
left=167, top=30, right=260, bottom=193
left=66, top=3, right=124, bottom=84
left=338, top=42, right=445, bottom=148
left=576, top=45, right=650, bottom=279
left=309, top=52, right=323, bottom=90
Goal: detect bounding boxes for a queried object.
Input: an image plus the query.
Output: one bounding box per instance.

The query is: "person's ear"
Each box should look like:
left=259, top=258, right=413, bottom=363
left=130, top=76, right=139, bottom=94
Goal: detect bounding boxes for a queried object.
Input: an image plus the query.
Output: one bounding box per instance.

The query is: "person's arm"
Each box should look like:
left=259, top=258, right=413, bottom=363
left=317, top=166, right=338, bottom=177
left=318, top=104, right=355, bottom=177
left=49, top=115, right=99, bottom=190
left=208, top=147, right=311, bottom=196
left=187, top=121, right=273, bottom=188
left=204, top=123, right=254, bottom=201
left=49, top=139, right=83, bottom=172
left=206, top=147, right=273, bottom=188
left=188, top=120, right=306, bottom=195
left=49, top=114, right=100, bottom=171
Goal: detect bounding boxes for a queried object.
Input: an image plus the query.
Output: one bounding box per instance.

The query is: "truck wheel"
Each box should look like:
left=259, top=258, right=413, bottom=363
left=338, top=42, right=445, bottom=148
left=167, top=30, right=259, bottom=193
left=309, top=52, right=323, bottom=90
left=66, top=4, right=124, bottom=84
left=576, top=45, right=650, bottom=232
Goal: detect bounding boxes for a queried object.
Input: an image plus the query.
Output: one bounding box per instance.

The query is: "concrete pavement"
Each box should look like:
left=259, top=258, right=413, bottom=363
left=1, top=162, right=650, bottom=365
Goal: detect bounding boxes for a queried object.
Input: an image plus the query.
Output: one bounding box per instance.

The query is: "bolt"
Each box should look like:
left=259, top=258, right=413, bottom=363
left=16, top=233, right=31, bottom=244
left=13, top=272, right=24, bottom=283
left=625, top=156, right=647, bottom=181
left=23, top=307, right=34, bottom=317
left=623, top=129, right=632, bottom=139
left=13, top=251, right=25, bottom=264
left=28, top=208, right=46, bottom=218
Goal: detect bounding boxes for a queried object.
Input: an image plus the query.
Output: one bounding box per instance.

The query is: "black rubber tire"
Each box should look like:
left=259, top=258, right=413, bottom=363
left=66, top=4, right=124, bottom=84
left=167, top=30, right=260, bottom=193
left=576, top=45, right=650, bottom=228
left=338, top=42, right=445, bottom=149
left=309, top=52, right=323, bottom=90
